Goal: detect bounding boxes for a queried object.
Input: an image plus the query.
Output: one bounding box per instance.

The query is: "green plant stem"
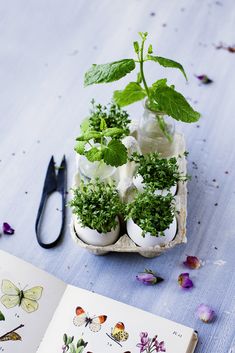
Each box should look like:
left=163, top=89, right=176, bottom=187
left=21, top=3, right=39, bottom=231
left=157, top=116, right=173, bottom=142
left=139, top=37, right=150, bottom=97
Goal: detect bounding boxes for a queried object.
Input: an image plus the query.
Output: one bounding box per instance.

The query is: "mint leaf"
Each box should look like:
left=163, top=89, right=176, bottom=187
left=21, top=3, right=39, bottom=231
left=0, top=311, right=5, bottom=321
left=137, top=72, right=142, bottom=84
left=147, top=55, right=187, bottom=80
left=74, top=141, right=86, bottom=154
left=147, top=44, right=153, bottom=54
left=103, top=140, right=127, bottom=167
left=80, top=118, right=90, bottom=133
left=86, top=147, right=103, bottom=162
left=76, top=131, right=101, bottom=141
left=151, top=78, right=168, bottom=89
left=84, top=59, right=135, bottom=86
left=113, top=82, right=147, bottom=107
left=100, top=118, right=107, bottom=131
left=152, top=85, right=200, bottom=122
left=133, top=41, right=139, bottom=54
left=103, top=127, right=125, bottom=137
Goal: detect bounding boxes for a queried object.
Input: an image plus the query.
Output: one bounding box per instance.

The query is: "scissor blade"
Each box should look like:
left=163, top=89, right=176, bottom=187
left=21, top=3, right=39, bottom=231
left=42, top=156, right=57, bottom=194
left=57, top=155, right=67, bottom=193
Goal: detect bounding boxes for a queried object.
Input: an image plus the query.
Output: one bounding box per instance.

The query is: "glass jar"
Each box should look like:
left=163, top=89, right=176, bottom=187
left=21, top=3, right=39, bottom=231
left=78, top=155, right=117, bottom=183
left=137, top=103, right=175, bottom=156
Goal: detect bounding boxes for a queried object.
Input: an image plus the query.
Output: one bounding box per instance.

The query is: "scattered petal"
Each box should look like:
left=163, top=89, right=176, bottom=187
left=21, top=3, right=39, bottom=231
left=216, top=43, right=235, bottom=53
left=2, top=222, right=15, bottom=235
left=196, top=304, right=215, bottom=323
left=183, top=256, right=201, bottom=269
left=178, top=273, right=193, bottom=289
left=196, top=75, right=213, bottom=84
left=136, top=269, right=164, bottom=286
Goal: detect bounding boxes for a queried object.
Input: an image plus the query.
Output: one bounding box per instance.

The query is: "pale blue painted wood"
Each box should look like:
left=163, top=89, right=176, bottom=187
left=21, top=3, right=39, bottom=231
left=0, top=1, right=235, bottom=352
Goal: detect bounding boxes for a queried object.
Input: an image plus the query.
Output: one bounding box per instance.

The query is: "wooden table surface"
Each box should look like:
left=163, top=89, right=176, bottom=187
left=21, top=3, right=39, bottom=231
left=0, top=1, right=235, bottom=352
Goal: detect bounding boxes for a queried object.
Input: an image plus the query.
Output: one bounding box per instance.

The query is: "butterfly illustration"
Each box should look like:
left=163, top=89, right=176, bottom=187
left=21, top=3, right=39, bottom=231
left=0, top=279, right=43, bottom=313
left=106, top=322, right=129, bottom=346
left=73, top=306, right=107, bottom=332
left=0, top=324, right=24, bottom=342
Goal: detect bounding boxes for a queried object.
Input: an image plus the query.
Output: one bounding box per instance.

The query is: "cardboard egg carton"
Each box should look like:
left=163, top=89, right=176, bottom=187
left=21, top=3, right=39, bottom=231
left=70, top=133, right=187, bottom=258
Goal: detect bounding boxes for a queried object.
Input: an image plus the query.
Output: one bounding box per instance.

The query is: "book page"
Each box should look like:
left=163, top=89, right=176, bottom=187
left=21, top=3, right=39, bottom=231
left=0, top=250, right=66, bottom=353
left=38, top=285, right=197, bottom=353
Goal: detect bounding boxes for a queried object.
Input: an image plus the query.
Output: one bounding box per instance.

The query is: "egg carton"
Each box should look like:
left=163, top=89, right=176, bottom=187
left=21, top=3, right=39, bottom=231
left=70, top=132, right=187, bottom=258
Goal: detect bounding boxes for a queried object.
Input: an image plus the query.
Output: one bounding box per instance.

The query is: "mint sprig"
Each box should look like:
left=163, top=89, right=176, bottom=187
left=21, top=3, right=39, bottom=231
left=84, top=59, right=135, bottom=86
left=84, top=32, right=200, bottom=135
left=75, top=102, right=128, bottom=167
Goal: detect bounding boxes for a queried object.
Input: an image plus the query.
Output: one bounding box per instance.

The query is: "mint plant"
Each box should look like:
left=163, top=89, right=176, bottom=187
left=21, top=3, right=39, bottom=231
left=75, top=103, right=128, bottom=167
left=70, top=180, right=123, bottom=234
left=84, top=32, right=200, bottom=138
left=131, top=152, right=188, bottom=190
left=125, top=191, right=175, bottom=237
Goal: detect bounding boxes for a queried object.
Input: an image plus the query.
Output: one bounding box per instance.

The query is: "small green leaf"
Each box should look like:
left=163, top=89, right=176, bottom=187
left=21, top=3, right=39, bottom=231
left=103, top=140, right=127, bottom=167
left=147, top=55, right=187, bottom=80
left=74, top=141, right=86, bottom=155
left=151, top=79, right=168, bottom=89
left=100, top=117, right=107, bottom=131
left=84, top=59, right=136, bottom=86
left=137, top=72, right=142, bottom=84
left=102, top=127, right=125, bottom=137
left=147, top=44, right=153, bottom=54
left=139, top=32, right=148, bottom=40
left=0, top=311, right=5, bottom=321
left=76, top=131, right=101, bottom=141
left=80, top=118, right=90, bottom=133
left=68, top=336, right=74, bottom=344
left=113, top=82, right=146, bottom=107
left=152, top=85, right=200, bottom=122
left=70, top=343, right=76, bottom=353
left=76, top=347, right=85, bottom=353
left=133, top=41, right=139, bottom=54
left=86, top=147, right=103, bottom=162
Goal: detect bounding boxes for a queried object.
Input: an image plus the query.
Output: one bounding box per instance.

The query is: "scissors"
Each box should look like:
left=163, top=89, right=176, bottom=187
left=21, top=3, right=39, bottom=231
left=35, top=156, right=67, bottom=249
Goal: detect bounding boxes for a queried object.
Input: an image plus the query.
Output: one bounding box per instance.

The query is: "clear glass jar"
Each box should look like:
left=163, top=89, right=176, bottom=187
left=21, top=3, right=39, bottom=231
left=78, top=155, right=117, bottom=183
left=138, top=103, right=175, bottom=156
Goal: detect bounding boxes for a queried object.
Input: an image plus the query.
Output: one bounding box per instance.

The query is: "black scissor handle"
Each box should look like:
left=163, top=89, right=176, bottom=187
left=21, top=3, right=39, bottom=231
left=35, top=156, right=67, bottom=249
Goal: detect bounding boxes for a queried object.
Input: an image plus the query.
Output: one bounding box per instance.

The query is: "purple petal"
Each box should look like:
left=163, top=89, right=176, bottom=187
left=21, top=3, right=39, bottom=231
left=136, top=270, right=164, bottom=286
left=183, top=255, right=201, bottom=269
left=196, top=304, right=215, bottom=323
left=196, top=74, right=213, bottom=84
left=178, top=273, right=193, bottom=289
left=2, top=222, right=15, bottom=235
left=136, top=273, right=157, bottom=285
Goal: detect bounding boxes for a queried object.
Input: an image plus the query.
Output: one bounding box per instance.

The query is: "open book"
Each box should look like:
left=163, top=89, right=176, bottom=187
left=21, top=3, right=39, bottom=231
left=0, top=250, right=198, bottom=353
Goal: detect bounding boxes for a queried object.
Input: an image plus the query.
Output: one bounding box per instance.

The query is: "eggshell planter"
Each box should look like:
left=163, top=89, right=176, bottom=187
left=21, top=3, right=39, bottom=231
left=126, top=217, right=177, bottom=247
left=73, top=217, right=120, bottom=246
left=71, top=132, right=188, bottom=258
left=133, top=174, right=177, bottom=196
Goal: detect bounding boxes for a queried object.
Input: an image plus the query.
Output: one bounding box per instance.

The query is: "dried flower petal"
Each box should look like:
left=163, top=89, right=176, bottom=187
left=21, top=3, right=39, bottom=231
left=178, top=273, right=193, bottom=289
left=196, top=304, right=215, bottom=323
left=2, top=222, right=15, bottom=235
left=216, top=43, right=235, bottom=53
left=136, top=269, right=164, bottom=286
left=183, top=255, right=201, bottom=269
left=196, top=75, right=213, bottom=84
